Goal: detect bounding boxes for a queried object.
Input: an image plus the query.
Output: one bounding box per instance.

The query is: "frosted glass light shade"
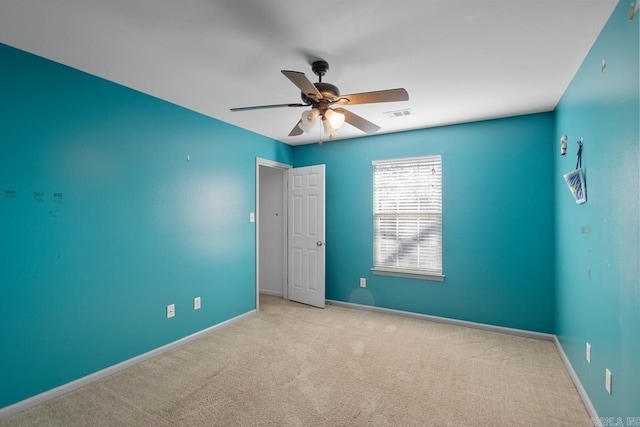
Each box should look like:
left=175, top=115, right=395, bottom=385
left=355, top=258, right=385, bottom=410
left=324, top=108, right=345, bottom=130
left=298, top=108, right=320, bottom=133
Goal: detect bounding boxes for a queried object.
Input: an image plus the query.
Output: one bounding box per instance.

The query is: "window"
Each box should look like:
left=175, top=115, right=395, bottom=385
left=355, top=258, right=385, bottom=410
left=372, top=155, right=443, bottom=281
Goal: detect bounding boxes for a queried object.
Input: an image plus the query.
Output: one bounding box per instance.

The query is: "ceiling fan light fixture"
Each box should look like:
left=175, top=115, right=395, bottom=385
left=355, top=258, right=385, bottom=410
left=299, top=108, right=320, bottom=133
left=232, top=61, right=407, bottom=138
left=324, top=108, right=345, bottom=130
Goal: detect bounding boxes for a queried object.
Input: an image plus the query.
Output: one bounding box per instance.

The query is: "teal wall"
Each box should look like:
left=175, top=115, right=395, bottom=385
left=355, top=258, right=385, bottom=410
left=554, top=1, right=639, bottom=420
left=293, top=113, right=556, bottom=333
left=2, top=1, right=637, bottom=419
left=0, top=43, right=292, bottom=408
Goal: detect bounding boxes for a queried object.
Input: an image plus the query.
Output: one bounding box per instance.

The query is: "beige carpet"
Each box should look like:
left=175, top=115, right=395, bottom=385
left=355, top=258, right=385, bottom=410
left=1, top=295, right=591, bottom=426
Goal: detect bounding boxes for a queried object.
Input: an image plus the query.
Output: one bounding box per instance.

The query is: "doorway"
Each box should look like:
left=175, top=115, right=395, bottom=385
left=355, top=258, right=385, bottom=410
left=256, top=159, right=290, bottom=312
left=256, top=158, right=326, bottom=312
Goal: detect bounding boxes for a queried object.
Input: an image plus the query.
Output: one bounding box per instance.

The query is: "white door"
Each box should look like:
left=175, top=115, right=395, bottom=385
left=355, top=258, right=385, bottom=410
left=287, top=165, right=325, bottom=308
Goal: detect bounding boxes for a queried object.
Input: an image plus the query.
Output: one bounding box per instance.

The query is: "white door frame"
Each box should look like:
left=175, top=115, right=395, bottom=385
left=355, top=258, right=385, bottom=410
left=255, top=158, right=291, bottom=313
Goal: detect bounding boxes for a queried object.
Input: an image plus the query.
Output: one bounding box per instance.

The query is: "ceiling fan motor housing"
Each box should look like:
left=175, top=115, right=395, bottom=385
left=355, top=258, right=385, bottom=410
left=300, top=60, right=339, bottom=107
left=301, top=82, right=340, bottom=105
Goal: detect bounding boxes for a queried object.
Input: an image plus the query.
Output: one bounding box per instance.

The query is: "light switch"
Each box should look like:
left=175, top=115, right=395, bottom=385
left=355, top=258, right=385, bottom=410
left=250, top=212, right=255, bottom=222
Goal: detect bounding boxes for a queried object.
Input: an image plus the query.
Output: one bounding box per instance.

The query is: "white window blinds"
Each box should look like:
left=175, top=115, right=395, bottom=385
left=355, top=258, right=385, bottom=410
left=373, top=155, right=442, bottom=278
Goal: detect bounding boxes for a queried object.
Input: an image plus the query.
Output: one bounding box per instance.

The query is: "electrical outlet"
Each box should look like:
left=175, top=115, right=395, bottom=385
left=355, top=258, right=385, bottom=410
left=360, top=277, right=366, bottom=288
left=605, top=369, right=612, bottom=394
left=194, top=296, right=201, bottom=310
left=586, top=342, right=591, bottom=364
left=166, top=304, right=175, bottom=319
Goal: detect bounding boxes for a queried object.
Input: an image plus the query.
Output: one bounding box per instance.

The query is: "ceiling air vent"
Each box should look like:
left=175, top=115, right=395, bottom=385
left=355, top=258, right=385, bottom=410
left=384, top=109, right=413, bottom=119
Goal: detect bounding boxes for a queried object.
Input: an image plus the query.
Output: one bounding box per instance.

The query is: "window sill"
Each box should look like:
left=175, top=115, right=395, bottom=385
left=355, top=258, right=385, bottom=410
left=371, top=267, right=445, bottom=282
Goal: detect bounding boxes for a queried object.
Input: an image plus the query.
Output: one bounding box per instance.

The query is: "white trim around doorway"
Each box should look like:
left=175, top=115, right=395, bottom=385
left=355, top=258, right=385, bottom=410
left=255, top=158, right=291, bottom=313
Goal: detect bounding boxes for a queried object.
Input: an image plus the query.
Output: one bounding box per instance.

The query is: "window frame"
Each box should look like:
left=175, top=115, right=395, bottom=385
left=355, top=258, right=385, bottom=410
left=371, top=155, right=445, bottom=282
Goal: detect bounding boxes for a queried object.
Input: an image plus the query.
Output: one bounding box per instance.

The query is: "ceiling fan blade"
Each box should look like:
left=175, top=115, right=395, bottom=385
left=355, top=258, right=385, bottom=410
left=289, top=120, right=304, bottom=136
left=281, top=70, right=323, bottom=99
left=334, top=108, right=381, bottom=134
left=230, top=103, right=308, bottom=112
left=336, top=88, right=409, bottom=106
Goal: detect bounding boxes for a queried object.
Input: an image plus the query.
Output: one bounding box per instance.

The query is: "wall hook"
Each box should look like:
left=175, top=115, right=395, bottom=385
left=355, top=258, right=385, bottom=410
left=576, top=138, right=583, bottom=169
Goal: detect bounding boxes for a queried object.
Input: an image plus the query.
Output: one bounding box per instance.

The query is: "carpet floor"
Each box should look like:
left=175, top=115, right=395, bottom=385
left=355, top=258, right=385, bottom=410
left=1, top=295, right=591, bottom=426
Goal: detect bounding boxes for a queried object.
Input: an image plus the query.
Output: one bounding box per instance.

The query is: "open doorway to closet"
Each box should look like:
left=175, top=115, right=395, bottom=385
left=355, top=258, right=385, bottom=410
left=256, top=159, right=290, bottom=311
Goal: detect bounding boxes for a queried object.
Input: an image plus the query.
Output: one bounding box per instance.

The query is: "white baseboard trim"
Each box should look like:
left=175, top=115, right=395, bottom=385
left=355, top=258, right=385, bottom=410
left=326, top=299, right=555, bottom=341
left=553, top=336, right=600, bottom=425
left=259, top=289, right=284, bottom=297
left=0, top=309, right=256, bottom=420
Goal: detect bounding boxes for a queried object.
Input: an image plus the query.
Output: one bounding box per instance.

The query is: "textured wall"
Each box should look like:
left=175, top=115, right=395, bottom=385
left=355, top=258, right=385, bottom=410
left=554, top=0, right=639, bottom=419
left=293, top=113, right=556, bottom=333
left=0, top=43, right=292, bottom=408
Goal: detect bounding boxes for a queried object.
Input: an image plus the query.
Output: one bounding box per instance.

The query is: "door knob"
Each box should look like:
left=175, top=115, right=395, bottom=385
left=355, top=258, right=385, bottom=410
left=316, top=241, right=323, bottom=246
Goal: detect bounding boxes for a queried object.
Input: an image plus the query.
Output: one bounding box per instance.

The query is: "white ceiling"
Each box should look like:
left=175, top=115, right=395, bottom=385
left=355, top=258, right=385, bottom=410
left=0, top=0, right=617, bottom=145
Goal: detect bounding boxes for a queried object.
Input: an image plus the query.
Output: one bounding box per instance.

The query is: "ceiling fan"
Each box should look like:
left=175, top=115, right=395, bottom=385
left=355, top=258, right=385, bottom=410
left=230, top=60, right=409, bottom=141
